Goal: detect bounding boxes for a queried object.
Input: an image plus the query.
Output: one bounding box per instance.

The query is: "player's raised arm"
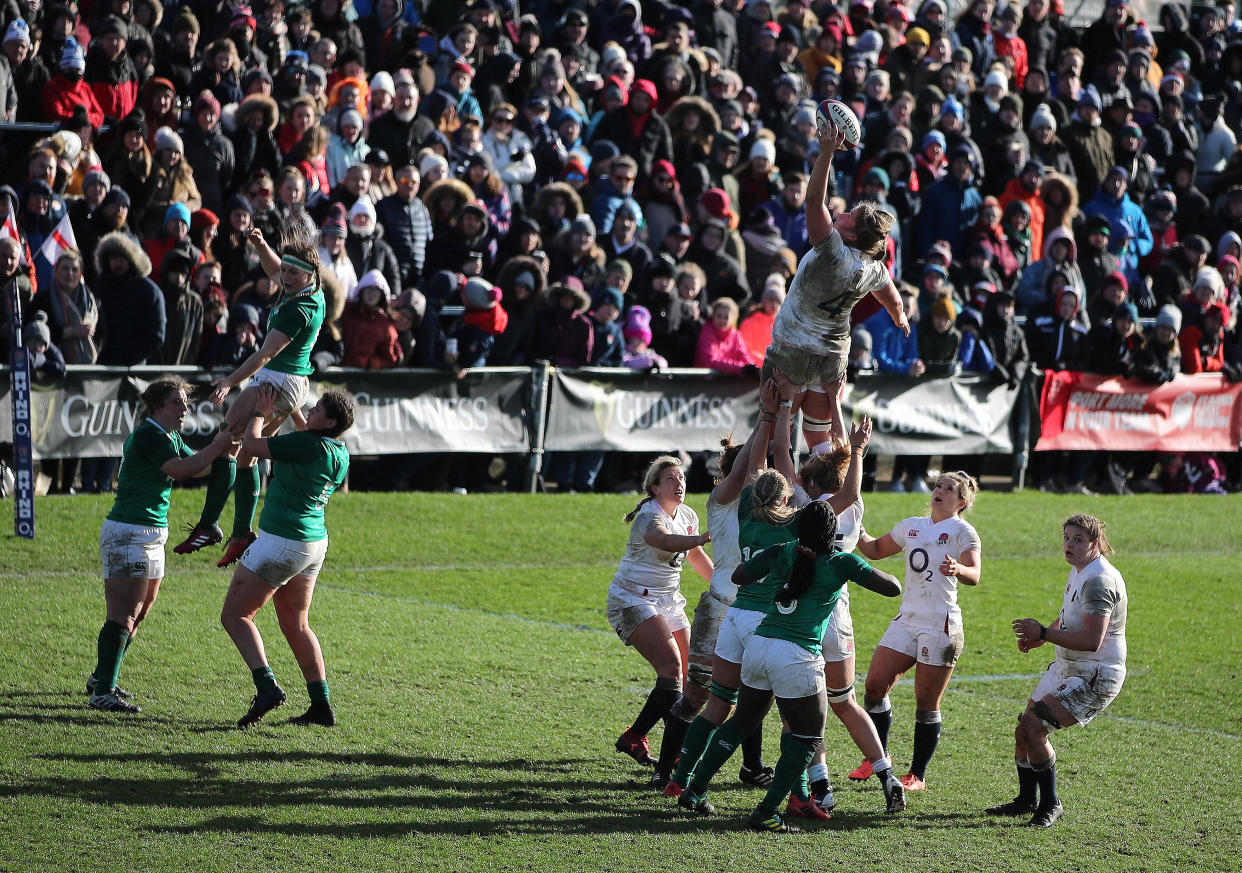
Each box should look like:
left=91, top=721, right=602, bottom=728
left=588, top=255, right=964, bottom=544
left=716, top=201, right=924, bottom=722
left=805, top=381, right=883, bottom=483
left=807, top=124, right=846, bottom=247
left=871, top=276, right=910, bottom=337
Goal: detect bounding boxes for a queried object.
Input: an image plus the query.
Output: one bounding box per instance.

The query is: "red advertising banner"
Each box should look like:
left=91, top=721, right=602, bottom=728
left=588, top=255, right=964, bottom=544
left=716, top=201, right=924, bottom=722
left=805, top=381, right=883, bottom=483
left=1037, top=371, right=1242, bottom=451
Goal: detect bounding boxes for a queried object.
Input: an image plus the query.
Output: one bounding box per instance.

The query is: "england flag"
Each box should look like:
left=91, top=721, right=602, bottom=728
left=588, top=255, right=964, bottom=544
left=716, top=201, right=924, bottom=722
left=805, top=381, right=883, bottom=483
left=39, top=213, right=76, bottom=266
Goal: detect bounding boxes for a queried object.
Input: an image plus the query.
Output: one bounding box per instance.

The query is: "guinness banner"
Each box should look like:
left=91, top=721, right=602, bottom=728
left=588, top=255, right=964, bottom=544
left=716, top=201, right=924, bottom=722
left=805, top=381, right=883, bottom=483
left=545, top=368, right=758, bottom=452
left=845, top=373, right=1019, bottom=455
left=2, top=367, right=1020, bottom=459
left=0, top=368, right=533, bottom=457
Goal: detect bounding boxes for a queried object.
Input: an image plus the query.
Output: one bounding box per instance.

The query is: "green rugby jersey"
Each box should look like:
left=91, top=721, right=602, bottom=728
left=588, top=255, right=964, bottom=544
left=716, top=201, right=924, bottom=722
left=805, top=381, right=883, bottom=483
left=106, top=419, right=192, bottom=527
left=265, top=289, right=325, bottom=376
left=729, top=484, right=801, bottom=614
left=745, top=544, right=875, bottom=656
left=258, top=430, right=349, bottom=541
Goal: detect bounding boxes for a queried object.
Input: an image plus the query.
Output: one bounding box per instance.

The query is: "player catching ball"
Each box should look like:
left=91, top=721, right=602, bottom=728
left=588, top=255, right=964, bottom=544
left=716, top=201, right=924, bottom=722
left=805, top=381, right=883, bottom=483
left=851, top=472, right=982, bottom=792
left=761, top=119, right=908, bottom=452
left=90, top=377, right=239, bottom=712
left=219, top=385, right=354, bottom=729
left=175, top=228, right=325, bottom=568
left=988, top=513, right=1128, bottom=828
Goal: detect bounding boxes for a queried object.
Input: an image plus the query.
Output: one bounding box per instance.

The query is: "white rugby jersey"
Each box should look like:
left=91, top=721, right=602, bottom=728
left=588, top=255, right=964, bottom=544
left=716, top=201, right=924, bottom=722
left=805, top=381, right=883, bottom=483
left=614, top=502, right=701, bottom=595
left=706, top=492, right=741, bottom=602
left=771, top=229, right=889, bottom=357
left=1055, top=555, right=1128, bottom=674
left=888, top=515, right=982, bottom=632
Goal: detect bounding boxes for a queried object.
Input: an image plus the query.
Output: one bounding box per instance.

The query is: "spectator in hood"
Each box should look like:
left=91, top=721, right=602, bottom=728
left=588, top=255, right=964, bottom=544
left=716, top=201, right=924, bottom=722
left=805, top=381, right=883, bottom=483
left=93, top=231, right=165, bottom=366
left=586, top=78, right=673, bottom=184
left=341, top=269, right=402, bottom=369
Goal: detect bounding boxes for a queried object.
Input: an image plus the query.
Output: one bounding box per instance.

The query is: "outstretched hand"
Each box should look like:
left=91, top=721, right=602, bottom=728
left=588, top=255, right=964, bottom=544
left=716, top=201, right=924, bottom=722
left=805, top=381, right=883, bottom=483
left=817, top=122, right=847, bottom=155
left=849, top=415, right=872, bottom=450
left=208, top=378, right=231, bottom=407
left=253, top=383, right=279, bottom=419
left=760, top=378, right=780, bottom=414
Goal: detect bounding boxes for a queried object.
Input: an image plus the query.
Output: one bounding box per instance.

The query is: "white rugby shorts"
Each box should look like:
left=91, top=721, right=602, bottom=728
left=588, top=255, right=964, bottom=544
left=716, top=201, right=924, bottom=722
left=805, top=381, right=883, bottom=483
left=877, top=618, right=964, bottom=667
left=100, top=520, right=167, bottom=580
left=241, top=531, right=328, bottom=587
left=740, top=635, right=827, bottom=698
left=250, top=368, right=310, bottom=417
left=1031, top=660, right=1124, bottom=727
left=606, top=580, right=688, bottom=644
left=714, top=606, right=766, bottom=664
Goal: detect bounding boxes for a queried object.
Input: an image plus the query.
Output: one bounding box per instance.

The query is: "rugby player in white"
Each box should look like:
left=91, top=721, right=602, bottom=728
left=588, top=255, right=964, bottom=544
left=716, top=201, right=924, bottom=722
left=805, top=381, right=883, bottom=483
left=761, top=122, right=908, bottom=454
left=989, top=513, right=1128, bottom=828
left=852, top=472, right=982, bottom=791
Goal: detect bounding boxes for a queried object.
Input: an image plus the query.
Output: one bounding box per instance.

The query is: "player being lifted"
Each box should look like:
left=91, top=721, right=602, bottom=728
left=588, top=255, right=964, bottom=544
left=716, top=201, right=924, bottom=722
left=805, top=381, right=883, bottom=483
left=988, top=513, right=1128, bottom=828
left=174, top=229, right=325, bottom=567
left=761, top=119, right=908, bottom=453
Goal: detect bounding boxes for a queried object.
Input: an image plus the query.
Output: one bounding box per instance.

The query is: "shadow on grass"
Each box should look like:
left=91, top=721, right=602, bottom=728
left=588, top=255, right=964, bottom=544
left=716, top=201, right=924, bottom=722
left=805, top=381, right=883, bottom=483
left=2, top=748, right=949, bottom=838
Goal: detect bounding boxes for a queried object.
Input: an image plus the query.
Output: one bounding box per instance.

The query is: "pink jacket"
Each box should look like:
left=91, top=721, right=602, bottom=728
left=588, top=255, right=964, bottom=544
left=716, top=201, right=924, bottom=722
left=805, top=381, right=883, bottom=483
left=694, top=321, right=758, bottom=373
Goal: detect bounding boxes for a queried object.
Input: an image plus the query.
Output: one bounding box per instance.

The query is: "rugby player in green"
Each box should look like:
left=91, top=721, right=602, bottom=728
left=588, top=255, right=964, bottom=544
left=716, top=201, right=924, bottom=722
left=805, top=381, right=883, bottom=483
left=678, top=501, right=903, bottom=833
left=175, top=229, right=326, bottom=568
left=219, top=385, right=354, bottom=729
left=91, top=378, right=239, bottom=713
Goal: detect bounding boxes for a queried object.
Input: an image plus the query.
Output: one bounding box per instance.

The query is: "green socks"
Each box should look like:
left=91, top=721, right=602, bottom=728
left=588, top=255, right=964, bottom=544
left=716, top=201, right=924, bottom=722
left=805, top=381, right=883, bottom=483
left=759, top=733, right=819, bottom=814
left=200, top=457, right=237, bottom=528
left=672, top=715, right=720, bottom=787
left=308, top=680, right=330, bottom=703
left=232, top=464, right=261, bottom=538
left=93, top=621, right=129, bottom=695
left=688, top=720, right=745, bottom=794
left=252, top=665, right=278, bottom=695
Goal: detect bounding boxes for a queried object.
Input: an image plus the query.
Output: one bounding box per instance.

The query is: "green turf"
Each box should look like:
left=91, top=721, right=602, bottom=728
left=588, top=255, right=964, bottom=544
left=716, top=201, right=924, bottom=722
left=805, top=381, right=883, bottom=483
left=2, top=490, right=1239, bottom=872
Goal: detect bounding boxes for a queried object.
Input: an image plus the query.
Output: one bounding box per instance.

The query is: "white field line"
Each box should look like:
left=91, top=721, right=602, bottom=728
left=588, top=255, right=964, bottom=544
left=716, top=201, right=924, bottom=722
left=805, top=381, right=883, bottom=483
left=3, top=547, right=1240, bottom=582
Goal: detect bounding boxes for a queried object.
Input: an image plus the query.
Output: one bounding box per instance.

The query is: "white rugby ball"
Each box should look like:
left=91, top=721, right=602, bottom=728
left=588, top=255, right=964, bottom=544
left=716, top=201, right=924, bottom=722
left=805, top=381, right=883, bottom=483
left=816, top=99, right=861, bottom=149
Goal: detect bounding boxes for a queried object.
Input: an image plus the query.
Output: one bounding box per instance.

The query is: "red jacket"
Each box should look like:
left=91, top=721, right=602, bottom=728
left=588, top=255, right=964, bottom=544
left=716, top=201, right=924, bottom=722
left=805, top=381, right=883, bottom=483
left=738, top=308, right=776, bottom=365
left=993, top=32, right=1029, bottom=89
left=998, top=176, right=1045, bottom=263
left=694, top=321, right=758, bottom=373
left=1179, top=325, right=1225, bottom=373
left=41, top=75, right=105, bottom=128
left=341, top=300, right=402, bottom=369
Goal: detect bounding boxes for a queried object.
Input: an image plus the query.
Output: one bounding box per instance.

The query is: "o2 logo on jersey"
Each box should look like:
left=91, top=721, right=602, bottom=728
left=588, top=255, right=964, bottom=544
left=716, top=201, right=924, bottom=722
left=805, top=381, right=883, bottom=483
left=937, top=533, right=949, bottom=545
left=775, top=599, right=798, bottom=615
left=909, top=548, right=934, bottom=583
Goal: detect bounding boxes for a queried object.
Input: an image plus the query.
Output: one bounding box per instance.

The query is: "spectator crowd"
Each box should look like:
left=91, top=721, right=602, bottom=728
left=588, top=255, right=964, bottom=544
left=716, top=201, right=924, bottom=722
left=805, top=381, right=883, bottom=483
left=1, top=0, right=1240, bottom=495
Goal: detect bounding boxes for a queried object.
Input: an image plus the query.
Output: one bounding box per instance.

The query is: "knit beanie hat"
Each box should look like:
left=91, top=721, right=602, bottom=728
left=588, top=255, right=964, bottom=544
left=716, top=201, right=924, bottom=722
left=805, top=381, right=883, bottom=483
left=24, top=311, right=51, bottom=346
left=463, top=277, right=501, bottom=310
left=321, top=203, right=348, bottom=238
left=4, top=19, right=31, bottom=48
left=1156, top=304, right=1182, bottom=332
left=165, top=201, right=191, bottom=228
left=60, top=38, right=85, bottom=72
left=623, top=305, right=653, bottom=345
left=154, top=126, right=184, bottom=154
left=931, top=294, right=957, bottom=321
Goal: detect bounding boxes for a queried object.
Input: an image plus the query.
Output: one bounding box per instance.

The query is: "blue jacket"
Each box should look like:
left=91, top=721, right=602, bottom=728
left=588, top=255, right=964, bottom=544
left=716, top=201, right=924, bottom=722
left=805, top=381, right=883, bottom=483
left=763, top=196, right=809, bottom=257
left=590, top=318, right=625, bottom=366
left=1081, top=190, right=1154, bottom=257
left=917, top=174, right=982, bottom=257
left=958, top=330, right=996, bottom=374
left=863, top=308, right=920, bottom=374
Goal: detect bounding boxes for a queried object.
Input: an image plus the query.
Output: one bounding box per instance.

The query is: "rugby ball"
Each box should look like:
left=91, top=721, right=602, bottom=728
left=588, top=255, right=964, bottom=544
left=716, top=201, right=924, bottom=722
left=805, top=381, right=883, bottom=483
left=816, top=99, right=861, bottom=149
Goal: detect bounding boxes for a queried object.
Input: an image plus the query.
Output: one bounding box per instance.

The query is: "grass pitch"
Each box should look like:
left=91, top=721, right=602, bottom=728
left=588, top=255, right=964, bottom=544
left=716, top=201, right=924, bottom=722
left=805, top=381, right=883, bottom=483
left=1, top=490, right=1239, bottom=873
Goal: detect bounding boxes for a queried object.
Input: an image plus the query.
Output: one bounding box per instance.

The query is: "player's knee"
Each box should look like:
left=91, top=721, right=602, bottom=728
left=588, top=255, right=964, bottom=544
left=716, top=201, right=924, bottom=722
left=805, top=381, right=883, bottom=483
left=687, top=660, right=713, bottom=691
left=710, top=681, right=739, bottom=705
left=827, top=685, right=855, bottom=706
left=863, top=694, right=891, bottom=714
left=1019, top=709, right=1047, bottom=738
left=655, top=673, right=683, bottom=692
